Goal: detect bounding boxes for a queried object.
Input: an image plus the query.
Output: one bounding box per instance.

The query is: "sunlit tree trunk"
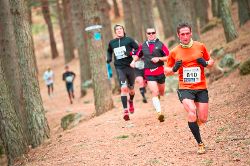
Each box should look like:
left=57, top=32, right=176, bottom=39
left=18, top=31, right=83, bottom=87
left=140, top=0, right=154, bottom=38
left=219, top=0, right=238, bottom=42
left=41, top=0, right=59, bottom=59
left=83, top=0, right=114, bottom=115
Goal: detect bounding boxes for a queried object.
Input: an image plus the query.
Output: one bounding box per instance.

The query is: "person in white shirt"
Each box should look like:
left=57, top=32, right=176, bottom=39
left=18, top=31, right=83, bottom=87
left=43, top=67, right=54, bottom=96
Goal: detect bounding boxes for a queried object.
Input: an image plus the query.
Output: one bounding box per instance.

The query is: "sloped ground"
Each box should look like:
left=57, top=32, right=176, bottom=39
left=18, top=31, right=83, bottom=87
left=19, top=20, right=250, bottom=166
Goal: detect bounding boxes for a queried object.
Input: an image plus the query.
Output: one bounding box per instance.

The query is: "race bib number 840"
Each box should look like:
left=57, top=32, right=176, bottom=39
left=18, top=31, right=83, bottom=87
left=183, top=67, right=201, bottom=83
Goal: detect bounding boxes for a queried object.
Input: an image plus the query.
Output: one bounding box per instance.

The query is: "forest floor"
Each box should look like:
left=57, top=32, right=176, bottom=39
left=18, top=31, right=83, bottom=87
left=18, top=5, right=250, bottom=166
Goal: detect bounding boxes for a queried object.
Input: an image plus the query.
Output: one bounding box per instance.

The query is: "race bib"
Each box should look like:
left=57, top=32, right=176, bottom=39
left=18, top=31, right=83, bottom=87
left=183, top=67, right=201, bottom=83
left=135, top=60, right=144, bottom=69
left=114, top=46, right=127, bottom=60
left=66, top=76, right=73, bottom=82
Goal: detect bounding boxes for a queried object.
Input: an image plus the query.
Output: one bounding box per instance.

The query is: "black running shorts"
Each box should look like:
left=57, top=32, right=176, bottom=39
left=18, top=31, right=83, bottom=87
left=146, top=73, right=165, bottom=84
left=177, top=89, right=209, bottom=103
left=116, top=67, right=135, bottom=89
left=135, top=68, right=145, bottom=78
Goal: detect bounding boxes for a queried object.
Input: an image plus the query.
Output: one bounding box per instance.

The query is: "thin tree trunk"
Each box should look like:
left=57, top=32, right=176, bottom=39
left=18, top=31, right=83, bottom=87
left=84, top=0, right=114, bottom=115
left=112, top=0, right=120, bottom=18
left=62, top=0, right=75, bottom=63
left=140, top=0, right=155, bottom=35
left=219, top=0, right=238, bottom=42
left=122, top=0, right=135, bottom=37
left=9, top=0, right=50, bottom=147
left=41, top=0, right=59, bottom=59
left=169, top=0, right=200, bottom=41
left=195, top=0, right=209, bottom=28
left=70, top=0, right=91, bottom=97
left=237, top=0, right=250, bottom=26
left=212, top=0, right=220, bottom=18
left=131, top=0, right=144, bottom=42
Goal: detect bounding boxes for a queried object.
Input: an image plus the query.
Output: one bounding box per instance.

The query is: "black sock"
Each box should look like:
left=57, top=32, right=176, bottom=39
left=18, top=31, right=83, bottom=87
left=188, top=122, right=202, bottom=144
left=129, top=93, right=134, bottom=101
left=121, top=95, right=127, bottom=109
left=139, top=87, right=146, bottom=98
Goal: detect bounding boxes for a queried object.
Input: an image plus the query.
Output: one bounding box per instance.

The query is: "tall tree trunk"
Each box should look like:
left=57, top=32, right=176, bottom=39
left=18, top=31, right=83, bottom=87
left=70, top=0, right=91, bottom=97
left=237, top=0, right=250, bottom=26
left=169, top=0, right=200, bottom=41
left=131, top=0, right=144, bottom=43
left=99, top=0, right=120, bottom=94
left=156, top=0, right=174, bottom=39
left=122, top=0, right=135, bottom=38
left=219, top=0, right=238, bottom=42
left=195, top=0, right=209, bottom=28
left=112, top=0, right=120, bottom=18
left=41, top=0, right=59, bottom=59
left=84, top=0, right=114, bottom=116
left=0, top=0, right=28, bottom=164
left=9, top=0, right=50, bottom=147
left=62, top=0, right=75, bottom=63
left=211, top=0, right=221, bottom=18
left=140, top=0, right=155, bottom=37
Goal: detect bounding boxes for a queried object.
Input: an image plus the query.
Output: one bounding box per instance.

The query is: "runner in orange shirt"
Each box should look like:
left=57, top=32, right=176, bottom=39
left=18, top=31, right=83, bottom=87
left=164, top=22, right=214, bottom=154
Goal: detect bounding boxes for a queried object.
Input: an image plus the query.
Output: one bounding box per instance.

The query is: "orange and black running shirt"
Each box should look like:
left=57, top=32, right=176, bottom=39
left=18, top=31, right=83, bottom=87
left=166, top=41, right=210, bottom=90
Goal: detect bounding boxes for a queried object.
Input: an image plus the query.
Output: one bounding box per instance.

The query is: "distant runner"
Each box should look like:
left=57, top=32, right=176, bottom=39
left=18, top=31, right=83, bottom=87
left=43, top=67, right=54, bottom=96
left=131, top=27, right=169, bottom=122
left=107, top=24, right=139, bottom=121
left=62, top=65, right=76, bottom=104
left=164, top=22, right=214, bottom=154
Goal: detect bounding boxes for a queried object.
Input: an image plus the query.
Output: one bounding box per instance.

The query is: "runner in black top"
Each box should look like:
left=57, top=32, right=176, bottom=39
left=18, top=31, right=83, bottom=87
left=107, top=24, right=139, bottom=121
left=62, top=65, right=76, bottom=104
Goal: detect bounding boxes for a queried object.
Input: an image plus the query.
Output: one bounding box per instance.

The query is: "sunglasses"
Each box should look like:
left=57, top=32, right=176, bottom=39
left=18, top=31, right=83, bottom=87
left=147, top=32, right=156, bottom=35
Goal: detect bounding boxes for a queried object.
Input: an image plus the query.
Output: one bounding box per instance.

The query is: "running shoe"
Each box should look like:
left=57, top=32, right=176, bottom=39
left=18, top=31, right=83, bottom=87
left=157, top=112, right=165, bottom=122
left=123, top=110, right=130, bottom=121
left=197, top=143, right=206, bottom=154
left=128, top=100, right=134, bottom=114
left=142, top=98, right=147, bottom=103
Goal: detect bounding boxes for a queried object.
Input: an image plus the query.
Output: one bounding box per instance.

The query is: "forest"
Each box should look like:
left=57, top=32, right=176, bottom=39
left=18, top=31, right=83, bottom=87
left=0, top=0, right=250, bottom=165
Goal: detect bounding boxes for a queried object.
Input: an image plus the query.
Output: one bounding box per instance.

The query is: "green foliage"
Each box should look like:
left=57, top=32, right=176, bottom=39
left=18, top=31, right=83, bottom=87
left=219, top=54, right=235, bottom=68
left=239, top=58, right=250, bottom=75
left=168, top=39, right=176, bottom=48
left=201, top=159, right=213, bottom=166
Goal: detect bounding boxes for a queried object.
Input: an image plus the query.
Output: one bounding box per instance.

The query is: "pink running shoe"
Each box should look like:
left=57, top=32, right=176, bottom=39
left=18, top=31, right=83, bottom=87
left=123, top=110, right=130, bottom=121
left=128, top=100, right=134, bottom=114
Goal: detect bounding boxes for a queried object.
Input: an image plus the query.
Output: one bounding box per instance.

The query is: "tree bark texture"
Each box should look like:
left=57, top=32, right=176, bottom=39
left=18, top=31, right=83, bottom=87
left=195, top=0, right=209, bottom=28
left=237, top=0, right=250, bottom=26
left=112, top=0, right=120, bottom=18
left=122, top=0, right=135, bottom=38
left=84, top=0, right=114, bottom=116
left=140, top=0, right=155, bottom=32
left=62, top=0, right=75, bottom=63
left=212, top=0, right=221, bottom=18
left=130, top=0, right=144, bottom=42
left=70, top=0, right=91, bottom=97
left=0, top=0, right=28, bottom=164
left=219, top=0, right=238, bottom=42
left=155, top=0, right=174, bottom=39
left=41, top=0, right=59, bottom=59
left=169, top=0, right=200, bottom=41
left=98, top=0, right=120, bottom=94
left=9, top=0, right=50, bottom=147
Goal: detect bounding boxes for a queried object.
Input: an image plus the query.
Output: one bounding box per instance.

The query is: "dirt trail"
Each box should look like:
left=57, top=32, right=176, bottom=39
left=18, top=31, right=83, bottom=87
left=22, top=7, right=250, bottom=165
